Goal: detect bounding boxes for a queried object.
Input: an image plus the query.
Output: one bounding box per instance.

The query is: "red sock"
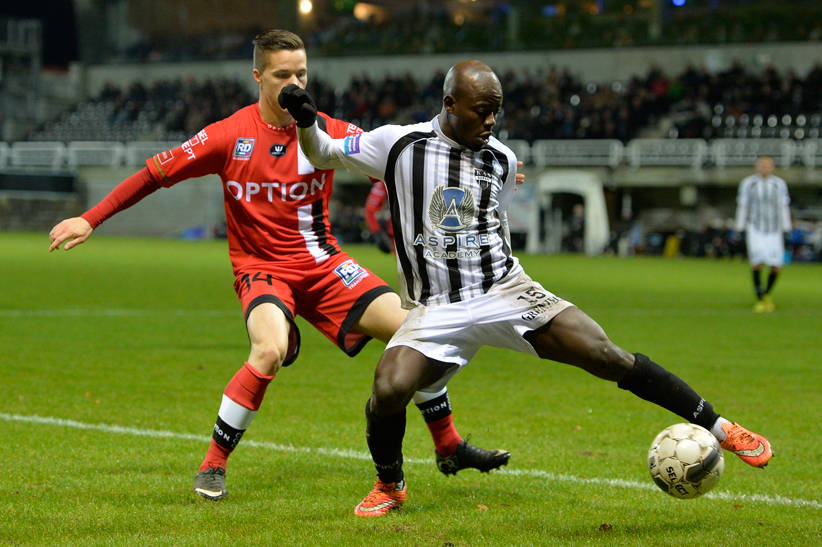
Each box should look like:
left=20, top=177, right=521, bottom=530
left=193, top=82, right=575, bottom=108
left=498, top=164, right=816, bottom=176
left=200, top=440, right=231, bottom=472
left=200, top=362, right=275, bottom=472
left=427, top=415, right=462, bottom=457
left=224, top=362, right=275, bottom=409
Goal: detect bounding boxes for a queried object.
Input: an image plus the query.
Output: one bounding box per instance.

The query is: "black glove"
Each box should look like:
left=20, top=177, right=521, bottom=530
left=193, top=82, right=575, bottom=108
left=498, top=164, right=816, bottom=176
left=373, top=230, right=393, bottom=254
left=278, top=84, right=317, bottom=128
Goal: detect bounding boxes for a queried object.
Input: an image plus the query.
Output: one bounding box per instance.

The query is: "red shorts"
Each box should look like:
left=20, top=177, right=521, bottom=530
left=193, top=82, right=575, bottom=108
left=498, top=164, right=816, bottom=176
left=233, top=253, right=395, bottom=366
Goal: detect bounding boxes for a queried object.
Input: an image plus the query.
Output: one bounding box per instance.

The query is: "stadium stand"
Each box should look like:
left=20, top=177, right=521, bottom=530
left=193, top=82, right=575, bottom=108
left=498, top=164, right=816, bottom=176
left=8, top=59, right=819, bottom=261
left=23, top=62, right=822, bottom=173
left=98, top=3, right=822, bottom=63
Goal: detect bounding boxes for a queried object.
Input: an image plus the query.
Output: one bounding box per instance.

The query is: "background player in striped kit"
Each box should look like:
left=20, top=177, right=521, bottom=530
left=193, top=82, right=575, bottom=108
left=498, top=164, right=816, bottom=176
left=735, top=155, right=792, bottom=312
left=47, top=30, right=510, bottom=502
left=281, top=60, right=775, bottom=517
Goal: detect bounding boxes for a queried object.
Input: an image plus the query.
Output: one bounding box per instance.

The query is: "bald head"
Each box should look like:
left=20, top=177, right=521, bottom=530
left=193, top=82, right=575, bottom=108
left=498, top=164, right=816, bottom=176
left=443, top=60, right=501, bottom=100
left=439, top=61, right=503, bottom=151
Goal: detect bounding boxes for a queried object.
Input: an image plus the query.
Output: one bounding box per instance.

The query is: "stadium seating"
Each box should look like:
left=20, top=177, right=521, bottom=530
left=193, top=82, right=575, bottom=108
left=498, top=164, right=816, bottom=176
left=20, top=61, right=822, bottom=161
left=9, top=61, right=821, bottom=176
left=97, top=5, right=822, bottom=62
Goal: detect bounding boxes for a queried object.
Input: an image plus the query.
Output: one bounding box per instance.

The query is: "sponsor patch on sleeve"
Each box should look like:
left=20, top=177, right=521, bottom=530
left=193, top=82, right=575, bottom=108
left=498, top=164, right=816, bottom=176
left=233, top=138, right=255, bottom=160
left=157, top=150, right=174, bottom=165
left=344, top=134, right=361, bottom=155
left=333, top=259, right=369, bottom=288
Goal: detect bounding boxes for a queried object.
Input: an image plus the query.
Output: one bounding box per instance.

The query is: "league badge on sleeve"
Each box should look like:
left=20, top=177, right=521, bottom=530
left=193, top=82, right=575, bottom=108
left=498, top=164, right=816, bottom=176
left=344, top=134, right=361, bottom=155
left=233, top=138, right=256, bottom=160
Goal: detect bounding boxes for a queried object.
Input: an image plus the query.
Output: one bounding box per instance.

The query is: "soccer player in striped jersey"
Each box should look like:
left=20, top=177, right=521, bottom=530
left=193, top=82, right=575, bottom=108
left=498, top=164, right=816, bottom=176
left=735, top=156, right=792, bottom=312
left=48, top=30, right=509, bottom=502
left=282, top=60, right=775, bottom=517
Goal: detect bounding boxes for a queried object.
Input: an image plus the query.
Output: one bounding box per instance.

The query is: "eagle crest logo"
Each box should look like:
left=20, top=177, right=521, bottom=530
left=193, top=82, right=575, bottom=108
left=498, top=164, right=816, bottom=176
left=429, top=185, right=476, bottom=233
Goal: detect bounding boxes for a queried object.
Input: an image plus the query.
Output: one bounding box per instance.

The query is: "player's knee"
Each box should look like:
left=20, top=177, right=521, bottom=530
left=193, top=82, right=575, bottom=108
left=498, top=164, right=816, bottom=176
left=372, top=367, right=416, bottom=416
left=248, top=341, right=287, bottom=375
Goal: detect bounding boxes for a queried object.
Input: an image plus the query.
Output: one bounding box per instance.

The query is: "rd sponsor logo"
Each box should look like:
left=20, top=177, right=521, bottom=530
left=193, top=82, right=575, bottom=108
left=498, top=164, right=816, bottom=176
left=233, top=138, right=255, bottom=160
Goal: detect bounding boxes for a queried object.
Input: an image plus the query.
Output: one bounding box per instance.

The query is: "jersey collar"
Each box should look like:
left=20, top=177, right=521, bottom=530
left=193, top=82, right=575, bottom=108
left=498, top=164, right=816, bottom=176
left=432, top=115, right=496, bottom=153
left=254, top=104, right=297, bottom=133
left=432, top=116, right=466, bottom=150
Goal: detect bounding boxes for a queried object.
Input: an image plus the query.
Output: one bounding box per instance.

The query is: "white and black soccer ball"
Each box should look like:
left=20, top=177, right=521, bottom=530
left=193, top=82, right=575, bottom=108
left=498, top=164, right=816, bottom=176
left=648, top=423, right=724, bottom=499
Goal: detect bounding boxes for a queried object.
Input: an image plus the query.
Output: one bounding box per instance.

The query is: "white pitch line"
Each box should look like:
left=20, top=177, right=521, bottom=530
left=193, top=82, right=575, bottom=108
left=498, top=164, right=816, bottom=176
left=585, top=308, right=822, bottom=317
left=3, top=412, right=819, bottom=509
left=498, top=468, right=822, bottom=508
left=2, top=308, right=820, bottom=319
left=0, top=309, right=238, bottom=317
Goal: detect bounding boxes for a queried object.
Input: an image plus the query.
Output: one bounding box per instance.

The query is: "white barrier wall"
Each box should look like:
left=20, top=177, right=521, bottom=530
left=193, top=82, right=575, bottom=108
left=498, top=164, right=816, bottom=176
left=79, top=166, right=225, bottom=239
left=81, top=41, right=822, bottom=97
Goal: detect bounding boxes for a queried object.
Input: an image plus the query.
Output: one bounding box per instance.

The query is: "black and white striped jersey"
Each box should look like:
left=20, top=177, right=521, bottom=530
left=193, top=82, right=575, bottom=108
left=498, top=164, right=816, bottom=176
left=302, top=116, right=522, bottom=308
left=735, top=174, right=792, bottom=234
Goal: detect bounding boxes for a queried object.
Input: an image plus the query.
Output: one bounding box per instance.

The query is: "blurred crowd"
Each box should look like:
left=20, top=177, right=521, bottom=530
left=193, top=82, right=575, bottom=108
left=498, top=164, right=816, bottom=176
left=108, top=5, right=822, bottom=63
left=496, top=61, right=822, bottom=142
left=41, top=60, right=821, bottom=146
left=95, top=78, right=256, bottom=143
left=29, top=57, right=822, bottom=260
left=670, top=62, right=822, bottom=140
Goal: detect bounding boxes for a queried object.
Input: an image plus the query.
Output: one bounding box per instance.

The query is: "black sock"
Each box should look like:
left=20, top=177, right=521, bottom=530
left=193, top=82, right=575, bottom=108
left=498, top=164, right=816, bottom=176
left=765, top=270, right=778, bottom=294
left=414, top=392, right=452, bottom=424
left=618, top=353, right=720, bottom=430
left=365, top=398, right=406, bottom=484
left=753, top=270, right=763, bottom=299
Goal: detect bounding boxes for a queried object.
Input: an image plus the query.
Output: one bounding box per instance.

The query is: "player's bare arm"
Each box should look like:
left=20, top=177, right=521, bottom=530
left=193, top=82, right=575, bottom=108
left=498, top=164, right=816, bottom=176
left=49, top=217, right=93, bottom=252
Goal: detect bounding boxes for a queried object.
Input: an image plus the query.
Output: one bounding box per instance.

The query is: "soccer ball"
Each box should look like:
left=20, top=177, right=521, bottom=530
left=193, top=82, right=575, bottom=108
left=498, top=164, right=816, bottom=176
left=648, top=423, right=724, bottom=499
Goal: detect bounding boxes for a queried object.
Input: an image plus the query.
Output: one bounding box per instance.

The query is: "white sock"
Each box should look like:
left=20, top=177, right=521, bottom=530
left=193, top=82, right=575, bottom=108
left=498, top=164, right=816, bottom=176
left=711, top=417, right=732, bottom=441
left=412, top=387, right=448, bottom=405
left=218, top=394, right=257, bottom=430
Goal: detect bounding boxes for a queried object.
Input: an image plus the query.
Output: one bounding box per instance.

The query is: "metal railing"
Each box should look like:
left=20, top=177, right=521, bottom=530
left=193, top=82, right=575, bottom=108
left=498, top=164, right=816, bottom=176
left=1, top=138, right=821, bottom=170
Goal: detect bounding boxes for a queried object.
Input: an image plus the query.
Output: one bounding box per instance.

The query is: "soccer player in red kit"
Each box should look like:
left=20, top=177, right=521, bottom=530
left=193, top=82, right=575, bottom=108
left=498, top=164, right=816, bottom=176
left=48, top=30, right=510, bottom=501
left=364, top=181, right=394, bottom=254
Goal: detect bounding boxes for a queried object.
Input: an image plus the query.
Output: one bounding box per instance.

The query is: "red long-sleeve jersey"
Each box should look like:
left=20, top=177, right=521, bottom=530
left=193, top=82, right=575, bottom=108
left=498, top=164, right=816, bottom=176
left=83, top=104, right=364, bottom=275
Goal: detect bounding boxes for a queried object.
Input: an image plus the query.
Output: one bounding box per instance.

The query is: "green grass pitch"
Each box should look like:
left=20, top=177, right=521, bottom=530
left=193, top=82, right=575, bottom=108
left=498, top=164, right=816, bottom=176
left=2, top=231, right=820, bottom=546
